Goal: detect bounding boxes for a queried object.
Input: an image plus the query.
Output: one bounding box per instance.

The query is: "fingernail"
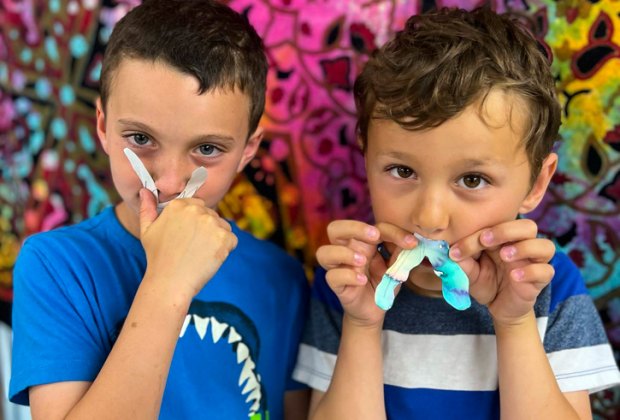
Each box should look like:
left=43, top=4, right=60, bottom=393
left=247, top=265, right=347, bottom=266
left=502, top=246, right=516, bottom=261
left=357, top=273, right=367, bottom=284
left=512, top=268, right=524, bottom=282
left=353, top=253, right=366, bottom=265
left=449, top=246, right=461, bottom=260
left=404, top=234, right=416, bottom=245
left=481, top=230, right=494, bottom=245
left=367, top=227, right=379, bottom=240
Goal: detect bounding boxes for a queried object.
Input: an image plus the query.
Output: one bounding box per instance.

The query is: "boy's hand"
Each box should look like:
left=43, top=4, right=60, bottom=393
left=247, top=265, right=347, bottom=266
left=449, top=219, right=555, bottom=325
left=316, top=220, right=417, bottom=328
left=138, top=188, right=238, bottom=299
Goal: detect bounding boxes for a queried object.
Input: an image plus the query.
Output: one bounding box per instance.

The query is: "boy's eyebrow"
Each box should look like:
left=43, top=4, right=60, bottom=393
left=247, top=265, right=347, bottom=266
left=380, top=151, right=499, bottom=167
left=117, top=119, right=237, bottom=144
left=379, top=150, right=414, bottom=160
left=459, top=158, right=497, bottom=167
left=117, top=119, right=158, bottom=132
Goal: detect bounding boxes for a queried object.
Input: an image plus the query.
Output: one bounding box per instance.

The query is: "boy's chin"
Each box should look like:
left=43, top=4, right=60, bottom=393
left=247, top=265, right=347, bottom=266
left=407, top=266, right=443, bottom=293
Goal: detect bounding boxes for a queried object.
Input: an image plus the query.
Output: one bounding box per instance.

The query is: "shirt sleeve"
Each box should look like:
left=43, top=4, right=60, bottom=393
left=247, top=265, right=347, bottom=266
left=9, top=237, right=109, bottom=405
left=544, top=252, right=620, bottom=393
left=284, top=261, right=311, bottom=391
left=292, top=267, right=342, bottom=392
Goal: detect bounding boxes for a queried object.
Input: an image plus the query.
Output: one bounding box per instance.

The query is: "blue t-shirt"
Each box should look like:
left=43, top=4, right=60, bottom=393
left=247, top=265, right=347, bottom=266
left=293, top=252, right=620, bottom=419
left=10, top=206, right=309, bottom=420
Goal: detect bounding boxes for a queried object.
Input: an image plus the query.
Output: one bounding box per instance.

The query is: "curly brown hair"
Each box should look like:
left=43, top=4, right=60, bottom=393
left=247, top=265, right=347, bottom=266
left=354, top=7, right=561, bottom=183
left=100, top=0, right=267, bottom=138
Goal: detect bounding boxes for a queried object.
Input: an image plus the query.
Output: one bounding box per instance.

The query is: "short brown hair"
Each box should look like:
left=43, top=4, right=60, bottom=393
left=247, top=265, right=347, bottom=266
left=100, top=0, right=268, bottom=137
left=354, top=7, right=561, bottom=182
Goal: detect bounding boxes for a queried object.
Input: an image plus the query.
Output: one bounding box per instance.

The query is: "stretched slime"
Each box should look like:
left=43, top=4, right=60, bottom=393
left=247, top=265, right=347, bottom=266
left=375, top=233, right=470, bottom=311
left=124, top=148, right=208, bottom=212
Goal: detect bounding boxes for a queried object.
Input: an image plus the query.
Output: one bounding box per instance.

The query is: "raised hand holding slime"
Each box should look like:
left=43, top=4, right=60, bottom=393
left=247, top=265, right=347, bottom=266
left=124, top=148, right=208, bottom=212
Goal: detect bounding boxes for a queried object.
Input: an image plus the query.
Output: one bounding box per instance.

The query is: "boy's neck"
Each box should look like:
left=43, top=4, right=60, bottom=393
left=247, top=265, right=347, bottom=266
left=115, top=202, right=141, bottom=239
left=404, top=278, right=443, bottom=299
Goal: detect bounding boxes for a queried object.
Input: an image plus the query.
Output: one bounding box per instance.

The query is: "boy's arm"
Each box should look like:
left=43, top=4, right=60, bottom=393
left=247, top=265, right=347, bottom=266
left=28, top=191, right=237, bottom=420
left=494, top=312, right=592, bottom=419
left=451, top=219, right=590, bottom=419
left=30, top=277, right=190, bottom=419
left=309, top=314, right=385, bottom=420
left=284, top=389, right=311, bottom=420
left=307, top=220, right=416, bottom=420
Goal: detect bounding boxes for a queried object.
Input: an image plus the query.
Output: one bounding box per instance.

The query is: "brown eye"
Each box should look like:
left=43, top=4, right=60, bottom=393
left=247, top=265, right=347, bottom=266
left=458, top=174, right=489, bottom=190
left=396, top=167, right=413, bottom=178
left=462, top=175, right=482, bottom=188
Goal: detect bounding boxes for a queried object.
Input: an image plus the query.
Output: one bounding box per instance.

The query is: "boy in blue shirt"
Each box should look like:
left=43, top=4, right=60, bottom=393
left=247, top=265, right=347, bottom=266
left=9, top=1, right=309, bottom=418
left=293, top=7, right=620, bottom=419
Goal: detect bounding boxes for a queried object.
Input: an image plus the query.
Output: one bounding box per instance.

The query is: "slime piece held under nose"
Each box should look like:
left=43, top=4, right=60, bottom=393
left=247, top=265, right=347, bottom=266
left=375, top=233, right=470, bottom=311
left=123, top=148, right=208, bottom=212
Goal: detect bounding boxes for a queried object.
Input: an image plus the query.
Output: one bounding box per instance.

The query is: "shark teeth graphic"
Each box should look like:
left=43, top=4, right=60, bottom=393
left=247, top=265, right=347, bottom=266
left=180, top=314, right=191, bottom=337
left=228, top=326, right=242, bottom=344
left=179, top=314, right=263, bottom=416
left=210, top=318, right=227, bottom=343
left=239, top=357, right=255, bottom=386
left=193, top=315, right=210, bottom=339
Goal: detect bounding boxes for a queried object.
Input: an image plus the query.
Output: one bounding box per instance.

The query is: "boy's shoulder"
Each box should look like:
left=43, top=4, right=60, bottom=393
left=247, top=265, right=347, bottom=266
left=23, top=206, right=110, bottom=241
left=226, top=221, right=306, bottom=278
left=207, top=220, right=309, bottom=294
left=18, top=206, right=138, bottom=263
left=547, top=250, right=590, bottom=313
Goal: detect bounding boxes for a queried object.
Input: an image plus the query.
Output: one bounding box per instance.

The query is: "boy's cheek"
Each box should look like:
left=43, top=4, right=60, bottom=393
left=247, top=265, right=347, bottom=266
left=111, top=165, right=144, bottom=200
left=192, top=186, right=224, bottom=210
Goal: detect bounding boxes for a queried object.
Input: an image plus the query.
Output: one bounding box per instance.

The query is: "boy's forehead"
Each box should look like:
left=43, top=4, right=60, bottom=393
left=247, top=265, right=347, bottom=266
left=104, top=58, right=252, bottom=140
left=107, top=57, right=251, bottom=106
left=478, top=90, right=530, bottom=133
left=368, top=90, right=530, bottom=144
left=367, top=102, right=529, bottom=161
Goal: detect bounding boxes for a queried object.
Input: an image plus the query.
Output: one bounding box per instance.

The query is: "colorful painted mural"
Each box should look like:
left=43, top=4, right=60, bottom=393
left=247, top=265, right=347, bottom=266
left=0, top=0, right=618, bottom=417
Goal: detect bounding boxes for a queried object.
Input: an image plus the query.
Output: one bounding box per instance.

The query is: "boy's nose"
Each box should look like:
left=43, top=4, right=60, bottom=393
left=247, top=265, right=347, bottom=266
left=412, top=187, right=449, bottom=237
left=151, top=160, right=194, bottom=202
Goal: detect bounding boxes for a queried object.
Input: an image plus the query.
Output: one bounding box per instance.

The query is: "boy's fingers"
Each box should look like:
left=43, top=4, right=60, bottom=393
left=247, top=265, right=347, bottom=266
left=325, top=268, right=367, bottom=294
left=317, top=245, right=367, bottom=270
left=375, top=222, right=418, bottom=250
left=139, top=188, right=158, bottom=236
left=511, top=263, right=555, bottom=286
left=498, top=238, right=555, bottom=264
left=327, top=220, right=381, bottom=245
left=510, top=263, right=555, bottom=301
left=450, top=219, right=538, bottom=261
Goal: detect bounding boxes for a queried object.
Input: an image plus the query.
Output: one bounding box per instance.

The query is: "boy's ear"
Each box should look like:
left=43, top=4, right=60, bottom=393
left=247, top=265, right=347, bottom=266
left=357, top=133, right=365, bottom=151
left=95, top=98, right=109, bottom=155
left=519, top=153, right=558, bottom=214
left=237, top=127, right=263, bottom=173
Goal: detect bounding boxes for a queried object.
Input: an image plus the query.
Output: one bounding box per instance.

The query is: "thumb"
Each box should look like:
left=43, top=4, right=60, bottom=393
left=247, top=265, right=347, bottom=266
left=139, top=188, right=158, bottom=237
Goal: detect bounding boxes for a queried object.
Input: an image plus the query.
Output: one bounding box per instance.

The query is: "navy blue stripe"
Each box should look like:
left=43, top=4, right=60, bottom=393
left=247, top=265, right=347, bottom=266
left=544, top=294, right=609, bottom=352
left=311, top=267, right=344, bottom=312
left=301, top=297, right=342, bottom=354
left=385, top=385, right=499, bottom=420
left=307, top=252, right=602, bottom=344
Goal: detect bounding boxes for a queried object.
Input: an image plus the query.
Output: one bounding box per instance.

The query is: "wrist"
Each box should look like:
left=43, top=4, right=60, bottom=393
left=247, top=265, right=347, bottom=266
left=492, top=310, right=536, bottom=334
left=343, top=313, right=384, bottom=334
left=141, top=270, right=195, bottom=312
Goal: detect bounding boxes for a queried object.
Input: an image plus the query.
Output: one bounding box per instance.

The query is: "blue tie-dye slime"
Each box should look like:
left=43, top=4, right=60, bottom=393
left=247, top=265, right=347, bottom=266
left=375, top=233, right=470, bottom=311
